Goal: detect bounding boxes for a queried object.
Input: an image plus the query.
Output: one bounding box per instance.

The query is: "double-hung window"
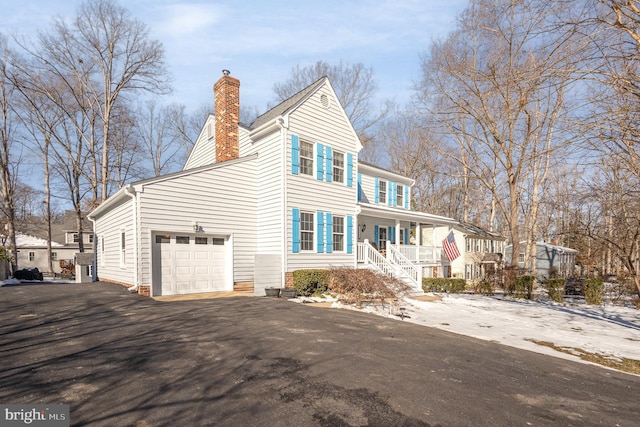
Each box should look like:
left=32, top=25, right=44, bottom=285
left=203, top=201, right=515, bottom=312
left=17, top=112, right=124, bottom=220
left=333, top=216, right=344, bottom=252
left=333, top=151, right=344, bottom=183
left=378, top=181, right=387, bottom=205
left=300, top=212, right=314, bottom=251
left=28, top=252, right=35, bottom=262
left=299, top=140, right=314, bottom=176
left=397, top=184, right=403, bottom=207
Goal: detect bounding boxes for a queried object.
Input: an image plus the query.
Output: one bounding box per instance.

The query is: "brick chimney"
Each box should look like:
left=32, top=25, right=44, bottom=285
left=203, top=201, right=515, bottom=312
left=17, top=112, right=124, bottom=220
left=213, top=69, right=240, bottom=162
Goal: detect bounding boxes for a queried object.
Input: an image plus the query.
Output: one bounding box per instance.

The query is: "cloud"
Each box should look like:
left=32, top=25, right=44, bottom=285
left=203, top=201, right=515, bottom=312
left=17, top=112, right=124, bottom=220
left=156, top=2, right=226, bottom=36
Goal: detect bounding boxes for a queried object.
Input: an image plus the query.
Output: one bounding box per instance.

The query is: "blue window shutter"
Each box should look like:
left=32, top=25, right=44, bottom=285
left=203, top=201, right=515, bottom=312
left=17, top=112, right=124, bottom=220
left=325, top=146, right=333, bottom=182
left=316, top=143, right=324, bottom=180
left=292, top=208, right=300, bottom=253
left=326, top=213, right=333, bottom=253
left=316, top=211, right=324, bottom=253
left=374, top=225, right=379, bottom=246
left=374, top=178, right=379, bottom=204
left=388, top=226, right=394, bottom=244
left=346, top=153, right=353, bottom=187
left=346, top=215, right=353, bottom=254
left=404, top=228, right=409, bottom=245
left=357, top=173, right=362, bottom=201
left=391, top=182, right=397, bottom=207
left=404, top=186, right=409, bottom=209
left=291, top=135, right=299, bottom=175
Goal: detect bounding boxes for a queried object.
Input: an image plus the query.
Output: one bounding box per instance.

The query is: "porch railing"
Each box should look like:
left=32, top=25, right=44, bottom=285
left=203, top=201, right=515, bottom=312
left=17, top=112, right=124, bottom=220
left=394, top=244, right=441, bottom=264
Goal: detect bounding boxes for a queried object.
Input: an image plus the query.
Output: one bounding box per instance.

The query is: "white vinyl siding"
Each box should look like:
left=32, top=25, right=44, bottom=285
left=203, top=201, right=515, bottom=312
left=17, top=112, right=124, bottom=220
left=92, top=195, right=136, bottom=286
left=285, top=85, right=358, bottom=271
left=137, top=157, right=258, bottom=288
left=183, top=115, right=216, bottom=169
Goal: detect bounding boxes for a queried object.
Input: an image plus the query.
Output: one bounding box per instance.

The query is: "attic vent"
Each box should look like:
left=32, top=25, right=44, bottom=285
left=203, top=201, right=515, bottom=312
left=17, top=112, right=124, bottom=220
left=320, top=94, right=331, bottom=109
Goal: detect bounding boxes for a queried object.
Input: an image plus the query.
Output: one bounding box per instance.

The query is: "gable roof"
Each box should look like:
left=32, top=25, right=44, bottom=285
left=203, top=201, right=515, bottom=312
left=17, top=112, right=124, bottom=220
left=250, top=77, right=327, bottom=130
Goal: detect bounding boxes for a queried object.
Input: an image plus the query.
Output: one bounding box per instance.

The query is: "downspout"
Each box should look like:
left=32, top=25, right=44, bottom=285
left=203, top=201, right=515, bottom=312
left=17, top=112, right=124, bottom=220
left=276, top=117, right=287, bottom=288
left=124, top=185, right=139, bottom=292
left=87, top=215, right=97, bottom=282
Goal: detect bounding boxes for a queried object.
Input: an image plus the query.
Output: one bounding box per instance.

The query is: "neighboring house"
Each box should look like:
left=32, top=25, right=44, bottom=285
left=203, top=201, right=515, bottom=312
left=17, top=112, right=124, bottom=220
left=504, top=241, right=577, bottom=279
left=421, top=222, right=505, bottom=281
left=11, top=211, right=94, bottom=276
left=89, top=71, right=460, bottom=297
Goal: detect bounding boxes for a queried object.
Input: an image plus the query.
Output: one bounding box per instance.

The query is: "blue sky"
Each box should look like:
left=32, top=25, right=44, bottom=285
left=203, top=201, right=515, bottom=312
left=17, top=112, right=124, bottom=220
left=1, top=0, right=468, bottom=114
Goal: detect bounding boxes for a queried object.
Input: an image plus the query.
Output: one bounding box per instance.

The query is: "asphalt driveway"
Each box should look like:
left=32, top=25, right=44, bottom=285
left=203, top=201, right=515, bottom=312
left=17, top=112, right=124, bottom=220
left=0, top=282, right=637, bottom=426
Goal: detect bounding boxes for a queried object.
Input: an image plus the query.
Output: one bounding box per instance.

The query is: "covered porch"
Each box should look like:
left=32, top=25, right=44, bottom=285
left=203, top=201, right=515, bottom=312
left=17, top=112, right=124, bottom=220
left=355, top=203, right=457, bottom=285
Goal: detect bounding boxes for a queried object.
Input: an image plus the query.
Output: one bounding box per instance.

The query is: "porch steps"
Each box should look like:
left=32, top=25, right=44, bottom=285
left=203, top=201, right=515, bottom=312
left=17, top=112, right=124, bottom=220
left=233, top=282, right=255, bottom=294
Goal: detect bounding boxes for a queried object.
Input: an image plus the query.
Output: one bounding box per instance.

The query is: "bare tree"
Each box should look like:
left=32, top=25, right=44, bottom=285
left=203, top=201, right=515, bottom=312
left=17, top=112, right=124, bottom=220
left=36, top=0, right=170, bottom=202
left=417, top=0, right=582, bottom=269
left=0, top=35, right=20, bottom=272
left=135, top=100, right=186, bottom=176
left=272, top=60, right=391, bottom=162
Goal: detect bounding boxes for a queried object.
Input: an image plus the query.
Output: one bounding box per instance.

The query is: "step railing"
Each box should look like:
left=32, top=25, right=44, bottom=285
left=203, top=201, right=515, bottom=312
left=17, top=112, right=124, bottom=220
left=357, top=240, right=396, bottom=277
left=387, top=244, right=422, bottom=288
left=357, top=240, right=422, bottom=290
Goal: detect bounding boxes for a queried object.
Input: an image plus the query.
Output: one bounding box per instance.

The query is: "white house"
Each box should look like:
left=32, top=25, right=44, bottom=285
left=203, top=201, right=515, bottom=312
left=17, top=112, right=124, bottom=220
left=11, top=211, right=94, bottom=277
left=88, top=71, right=459, bottom=297
left=423, top=222, right=505, bottom=281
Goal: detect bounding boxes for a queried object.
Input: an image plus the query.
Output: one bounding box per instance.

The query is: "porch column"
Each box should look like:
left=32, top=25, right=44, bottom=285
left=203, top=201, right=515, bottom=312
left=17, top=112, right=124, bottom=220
left=395, top=220, right=401, bottom=245
left=416, top=223, right=421, bottom=246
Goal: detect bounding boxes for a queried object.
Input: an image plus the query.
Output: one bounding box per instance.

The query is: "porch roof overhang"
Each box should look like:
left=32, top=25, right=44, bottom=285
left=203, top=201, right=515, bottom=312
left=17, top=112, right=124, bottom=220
left=357, top=202, right=457, bottom=226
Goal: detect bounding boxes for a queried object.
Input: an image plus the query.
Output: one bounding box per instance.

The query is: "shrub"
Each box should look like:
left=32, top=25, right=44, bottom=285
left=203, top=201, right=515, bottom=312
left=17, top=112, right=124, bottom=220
left=328, top=268, right=411, bottom=307
left=513, top=275, right=535, bottom=299
left=583, top=278, right=604, bottom=305
left=422, top=278, right=467, bottom=294
left=475, top=279, right=494, bottom=296
left=292, top=269, right=330, bottom=297
left=502, top=266, right=520, bottom=296
left=546, top=278, right=565, bottom=303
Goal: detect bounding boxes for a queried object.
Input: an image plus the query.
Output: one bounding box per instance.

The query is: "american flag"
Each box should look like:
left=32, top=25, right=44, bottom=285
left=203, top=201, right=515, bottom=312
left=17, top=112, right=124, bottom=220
left=442, top=231, right=461, bottom=261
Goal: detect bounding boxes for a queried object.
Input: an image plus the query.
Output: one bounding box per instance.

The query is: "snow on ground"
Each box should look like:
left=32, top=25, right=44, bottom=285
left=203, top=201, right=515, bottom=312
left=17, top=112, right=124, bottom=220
left=298, top=294, right=640, bottom=369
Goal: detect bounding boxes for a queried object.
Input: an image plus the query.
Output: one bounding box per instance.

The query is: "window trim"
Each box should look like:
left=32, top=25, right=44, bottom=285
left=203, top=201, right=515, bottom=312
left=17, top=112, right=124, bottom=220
left=396, top=184, right=403, bottom=207
left=378, top=180, right=387, bottom=206
left=333, top=151, right=345, bottom=184
left=299, top=140, right=314, bottom=176
left=300, top=211, right=315, bottom=252
left=333, top=215, right=345, bottom=252
left=120, top=229, right=126, bottom=267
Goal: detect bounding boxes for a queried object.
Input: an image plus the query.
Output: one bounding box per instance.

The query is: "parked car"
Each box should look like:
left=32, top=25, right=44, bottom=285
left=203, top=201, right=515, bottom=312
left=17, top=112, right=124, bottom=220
left=14, top=268, right=43, bottom=281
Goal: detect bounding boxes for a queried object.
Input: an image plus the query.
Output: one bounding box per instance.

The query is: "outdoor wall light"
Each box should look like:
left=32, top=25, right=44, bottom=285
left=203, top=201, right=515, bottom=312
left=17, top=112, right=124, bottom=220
left=360, top=224, right=366, bottom=233
left=193, top=222, right=199, bottom=232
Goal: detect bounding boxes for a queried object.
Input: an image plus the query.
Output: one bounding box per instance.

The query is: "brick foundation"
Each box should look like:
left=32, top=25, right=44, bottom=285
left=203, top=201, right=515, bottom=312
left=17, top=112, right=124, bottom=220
left=137, top=286, right=151, bottom=297
left=285, top=272, right=294, bottom=289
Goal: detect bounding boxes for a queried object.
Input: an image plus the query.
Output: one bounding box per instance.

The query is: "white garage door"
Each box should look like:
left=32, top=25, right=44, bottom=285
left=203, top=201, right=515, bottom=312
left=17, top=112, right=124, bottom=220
left=153, top=233, right=228, bottom=296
